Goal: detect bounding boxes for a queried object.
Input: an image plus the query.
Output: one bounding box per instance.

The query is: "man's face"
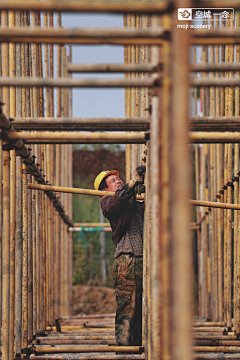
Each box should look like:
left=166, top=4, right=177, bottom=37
left=104, top=174, right=124, bottom=192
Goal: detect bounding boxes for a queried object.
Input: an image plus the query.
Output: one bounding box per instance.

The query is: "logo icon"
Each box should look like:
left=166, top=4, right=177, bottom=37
left=178, top=8, right=192, bottom=20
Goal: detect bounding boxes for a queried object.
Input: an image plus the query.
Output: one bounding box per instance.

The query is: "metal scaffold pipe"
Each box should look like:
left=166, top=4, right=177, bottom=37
left=190, top=132, right=240, bottom=143
left=190, top=117, right=240, bottom=131
left=11, top=117, right=150, bottom=131
left=6, top=131, right=148, bottom=142
left=27, top=183, right=145, bottom=201
left=0, top=27, right=170, bottom=45
left=0, top=107, right=73, bottom=226
left=67, top=63, right=160, bottom=73
left=0, top=0, right=174, bottom=13
left=0, top=76, right=159, bottom=88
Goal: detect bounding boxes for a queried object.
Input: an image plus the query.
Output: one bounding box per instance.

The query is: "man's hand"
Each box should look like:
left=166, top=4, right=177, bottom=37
left=129, top=170, right=144, bottom=189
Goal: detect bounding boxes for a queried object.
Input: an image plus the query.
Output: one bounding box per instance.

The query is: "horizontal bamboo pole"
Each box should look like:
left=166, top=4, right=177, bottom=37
left=191, top=78, right=240, bottom=87
left=0, top=0, right=173, bottom=13
left=72, top=223, right=110, bottom=227
left=191, top=63, right=240, bottom=72
left=67, top=63, right=159, bottom=73
left=190, top=200, right=240, bottom=211
left=190, top=132, right=240, bottom=143
left=34, top=345, right=144, bottom=353
left=190, top=117, right=240, bottom=131
left=27, top=183, right=145, bottom=200
left=0, top=76, right=158, bottom=88
left=12, top=117, right=150, bottom=131
left=6, top=131, right=148, bottom=141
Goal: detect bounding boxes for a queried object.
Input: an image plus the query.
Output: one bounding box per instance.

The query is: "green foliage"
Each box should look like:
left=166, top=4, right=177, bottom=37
left=72, top=174, right=116, bottom=287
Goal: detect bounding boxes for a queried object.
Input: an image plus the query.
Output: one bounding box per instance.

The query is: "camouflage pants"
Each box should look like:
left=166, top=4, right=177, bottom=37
left=113, top=253, right=143, bottom=346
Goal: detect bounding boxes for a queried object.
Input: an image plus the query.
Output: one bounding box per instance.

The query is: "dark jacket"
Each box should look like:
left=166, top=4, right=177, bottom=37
left=100, top=184, right=144, bottom=246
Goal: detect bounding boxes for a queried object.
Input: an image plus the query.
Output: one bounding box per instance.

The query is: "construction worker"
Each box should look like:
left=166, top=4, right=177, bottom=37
left=94, top=168, right=145, bottom=346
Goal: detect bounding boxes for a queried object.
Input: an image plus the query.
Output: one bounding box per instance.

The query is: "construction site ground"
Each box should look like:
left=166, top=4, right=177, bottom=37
left=72, top=285, right=116, bottom=315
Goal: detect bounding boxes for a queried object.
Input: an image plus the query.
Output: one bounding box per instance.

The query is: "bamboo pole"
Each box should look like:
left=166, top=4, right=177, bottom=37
left=0, top=76, right=159, bottom=88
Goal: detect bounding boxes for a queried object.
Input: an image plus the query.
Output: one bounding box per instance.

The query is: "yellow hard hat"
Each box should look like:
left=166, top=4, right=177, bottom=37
left=94, top=170, right=119, bottom=191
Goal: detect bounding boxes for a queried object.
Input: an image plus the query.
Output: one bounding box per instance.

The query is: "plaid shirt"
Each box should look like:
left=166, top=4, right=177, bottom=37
left=100, top=186, right=144, bottom=258
left=114, top=209, right=143, bottom=258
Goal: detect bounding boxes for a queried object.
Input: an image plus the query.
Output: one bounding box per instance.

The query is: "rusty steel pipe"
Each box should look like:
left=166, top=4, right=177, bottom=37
left=190, top=117, right=240, bottom=132
left=33, top=345, right=144, bottom=353
left=190, top=199, right=240, bottom=210
left=27, top=183, right=145, bottom=200
left=0, top=0, right=173, bottom=13
left=11, top=117, right=150, bottom=131
left=0, top=108, right=73, bottom=226
left=68, top=63, right=159, bottom=73
left=22, top=162, right=28, bottom=349
left=71, top=223, right=110, bottom=227
left=191, top=63, right=240, bottom=72
left=190, top=132, right=240, bottom=143
left=191, top=78, right=240, bottom=87
left=0, top=76, right=159, bottom=87
left=6, top=131, right=148, bottom=141
left=29, top=356, right=145, bottom=360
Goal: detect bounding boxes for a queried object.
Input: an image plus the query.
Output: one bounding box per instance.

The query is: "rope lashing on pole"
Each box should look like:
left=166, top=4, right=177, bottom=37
left=0, top=105, right=73, bottom=226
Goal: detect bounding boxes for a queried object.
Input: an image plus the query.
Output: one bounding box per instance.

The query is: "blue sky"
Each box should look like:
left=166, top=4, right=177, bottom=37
left=62, top=13, right=125, bottom=118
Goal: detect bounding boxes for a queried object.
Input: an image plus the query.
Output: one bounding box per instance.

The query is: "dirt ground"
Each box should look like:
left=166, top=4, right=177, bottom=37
left=72, top=285, right=116, bottom=315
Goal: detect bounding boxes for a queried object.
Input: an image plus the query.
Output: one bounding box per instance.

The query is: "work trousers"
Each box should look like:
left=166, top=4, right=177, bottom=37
left=113, top=253, right=143, bottom=346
